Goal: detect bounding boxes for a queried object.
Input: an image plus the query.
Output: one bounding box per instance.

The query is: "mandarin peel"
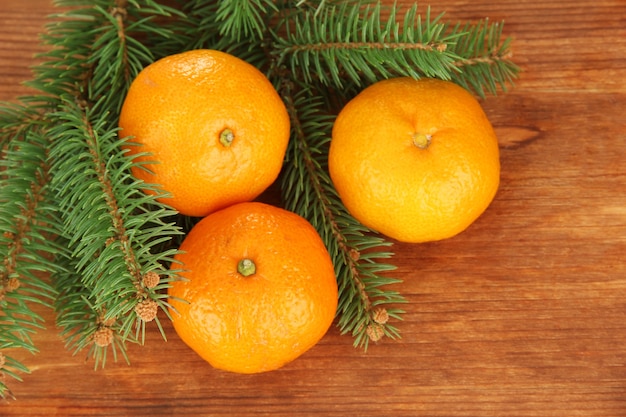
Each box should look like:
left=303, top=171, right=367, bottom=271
left=168, top=202, right=338, bottom=373
left=329, top=77, right=500, bottom=243
left=118, top=49, right=290, bottom=217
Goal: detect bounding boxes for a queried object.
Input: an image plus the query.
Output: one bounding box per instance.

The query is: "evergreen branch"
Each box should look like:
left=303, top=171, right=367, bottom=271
left=0, top=108, right=60, bottom=399
left=215, top=0, right=279, bottom=42
left=28, top=0, right=182, bottom=113
left=52, top=253, right=131, bottom=369
left=17, top=0, right=186, bottom=369
left=448, top=19, right=520, bottom=97
left=88, top=0, right=185, bottom=112
left=46, top=96, right=182, bottom=365
left=274, top=2, right=462, bottom=88
left=278, top=81, right=406, bottom=349
left=173, top=0, right=271, bottom=71
left=173, top=0, right=223, bottom=50
left=274, top=1, right=519, bottom=96
left=26, top=7, right=101, bottom=103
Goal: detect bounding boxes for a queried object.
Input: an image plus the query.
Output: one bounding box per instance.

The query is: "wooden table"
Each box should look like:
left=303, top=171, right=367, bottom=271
left=2, top=0, right=626, bottom=415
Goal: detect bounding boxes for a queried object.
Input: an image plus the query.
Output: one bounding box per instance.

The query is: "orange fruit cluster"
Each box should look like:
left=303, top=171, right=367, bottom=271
left=329, top=77, right=500, bottom=243
left=119, top=50, right=337, bottom=374
left=120, top=49, right=500, bottom=372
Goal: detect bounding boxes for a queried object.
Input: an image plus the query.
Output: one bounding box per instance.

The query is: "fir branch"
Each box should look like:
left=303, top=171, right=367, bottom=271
left=274, top=2, right=462, bottom=88
left=28, top=0, right=183, bottom=113
left=88, top=0, right=185, bottom=112
left=52, top=253, right=130, bottom=369
left=173, top=0, right=223, bottom=50
left=46, top=96, right=182, bottom=365
left=274, top=1, right=519, bottom=96
left=448, top=19, right=520, bottom=97
left=278, top=81, right=405, bottom=349
left=0, top=108, right=60, bottom=399
left=17, top=0, right=186, bottom=368
left=215, top=0, right=279, bottom=42
left=173, top=0, right=271, bottom=70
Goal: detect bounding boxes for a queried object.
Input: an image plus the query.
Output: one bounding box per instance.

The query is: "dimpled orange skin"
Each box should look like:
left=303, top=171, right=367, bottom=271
left=329, top=77, right=500, bottom=243
left=119, top=49, right=290, bottom=217
left=168, top=202, right=338, bottom=374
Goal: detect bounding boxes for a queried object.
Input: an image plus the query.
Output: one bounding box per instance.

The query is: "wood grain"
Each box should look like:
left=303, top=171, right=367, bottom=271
left=2, top=0, right=626, bottom=415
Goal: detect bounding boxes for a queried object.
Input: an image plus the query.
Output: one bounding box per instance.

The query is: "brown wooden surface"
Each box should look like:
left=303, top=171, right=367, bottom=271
left=2, top=0, right=626, bottom=415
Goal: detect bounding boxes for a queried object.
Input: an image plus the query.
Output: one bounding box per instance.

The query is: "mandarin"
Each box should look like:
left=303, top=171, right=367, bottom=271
left=119, top=49, right=290, bottom=217
left=168, top=202, right=338, bottom=374
left=329, top=77, right=500, bottom=243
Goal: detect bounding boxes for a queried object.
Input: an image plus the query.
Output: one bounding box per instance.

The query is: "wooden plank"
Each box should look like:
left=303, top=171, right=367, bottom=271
left=1, top=0, right=626, bottom=415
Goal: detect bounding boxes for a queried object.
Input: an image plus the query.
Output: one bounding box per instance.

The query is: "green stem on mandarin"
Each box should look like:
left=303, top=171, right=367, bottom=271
left=237, top=258, right=256, bottom=277
left=219, top=128, right=235, bottom=147
left=412, top=132, right=431, bottom=149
